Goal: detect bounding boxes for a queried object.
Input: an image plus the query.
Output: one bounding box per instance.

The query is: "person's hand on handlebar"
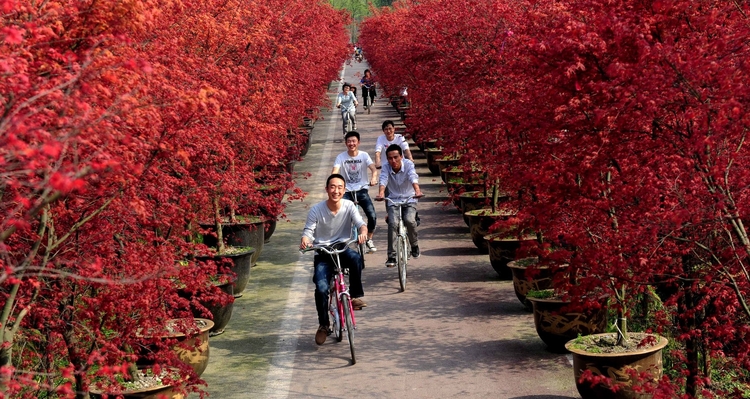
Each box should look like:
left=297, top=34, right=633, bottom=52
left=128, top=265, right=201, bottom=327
left=300, top=236, right=313, bottom=251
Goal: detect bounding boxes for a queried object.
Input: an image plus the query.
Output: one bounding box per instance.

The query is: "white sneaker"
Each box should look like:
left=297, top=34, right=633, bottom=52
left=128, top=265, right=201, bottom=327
left=366, top=239, right=377, bottom=253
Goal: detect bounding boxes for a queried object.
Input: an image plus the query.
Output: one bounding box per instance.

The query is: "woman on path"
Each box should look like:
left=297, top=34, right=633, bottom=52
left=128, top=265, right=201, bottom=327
left=360, top=69, right=376, bottom=113
left=335, top=84, right=358, bottom=135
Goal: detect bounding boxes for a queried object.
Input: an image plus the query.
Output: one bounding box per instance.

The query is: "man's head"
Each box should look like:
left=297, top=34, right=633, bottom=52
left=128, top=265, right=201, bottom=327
left=386, top=144, right=403, bottom=171
left=381, top=120, right=396, bottom=140
left=344, top=131, right=360, bottom=152
left=326, top=174, right=346, bottom=202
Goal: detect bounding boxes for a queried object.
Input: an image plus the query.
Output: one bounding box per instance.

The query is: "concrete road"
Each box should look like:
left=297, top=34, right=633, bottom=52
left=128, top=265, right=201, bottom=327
left=198, top=59, right=581, bottom=399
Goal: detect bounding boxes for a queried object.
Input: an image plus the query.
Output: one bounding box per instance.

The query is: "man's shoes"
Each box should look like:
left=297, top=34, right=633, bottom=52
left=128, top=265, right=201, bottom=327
left=385, top=257, right=396, bottom=267
left=366, top=239, right=377, bottom=253
left=411, top=245, right=420, bottom=259
left=315, top=325, right=329, bottom=345
left=351, top=298, right=367, bottom=310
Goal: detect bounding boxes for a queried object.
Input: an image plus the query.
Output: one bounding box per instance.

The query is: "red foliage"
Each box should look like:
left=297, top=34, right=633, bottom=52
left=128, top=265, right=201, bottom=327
left=361, top=0, right=750, bottom=396
left=1, top=0, right=350, bottom=397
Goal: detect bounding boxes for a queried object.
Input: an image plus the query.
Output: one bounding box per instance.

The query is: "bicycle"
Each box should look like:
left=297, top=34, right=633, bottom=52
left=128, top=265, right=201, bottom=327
left=376, top=195, right=422, bottom=292
left=361, top=86, right=373, bottom=114
left=347, top=189, right=368, bottom=269
left=300, top=240, right=357, bottom=364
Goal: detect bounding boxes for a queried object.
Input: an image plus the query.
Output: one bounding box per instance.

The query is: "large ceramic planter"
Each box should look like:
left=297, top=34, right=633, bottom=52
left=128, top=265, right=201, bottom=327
left=566, top=333, right=668, bottom=399
left=263, top=217, right=277, bottom=243
left=485, top=233, right=538, bottom=280
left=179, top=275, right=236, bottom=337
left=424, top=148, right=444, bottom=175
left=446, top=177, right=485, bottom=207
left=90, top=370, right=185, bottom=399
left=201, top=217, right=265, bottom=265
left=166, top=318, right=214, bottom=377
left=458, top=191, right=490, bottom=226
left=507, top=257, right=567, bottom=311
left=196, top=247, right=255, bottom=297
left=464, top=208, right=515, bottom=253
left=138, top=318, right=214, bottom=378
left=527, top=297, right=608, bottom=353
left=435, top=157, right=460, bottom=183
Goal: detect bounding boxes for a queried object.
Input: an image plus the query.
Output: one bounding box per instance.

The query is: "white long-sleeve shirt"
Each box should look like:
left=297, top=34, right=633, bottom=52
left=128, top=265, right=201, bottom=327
left=301, top=200, right=365, bottom=246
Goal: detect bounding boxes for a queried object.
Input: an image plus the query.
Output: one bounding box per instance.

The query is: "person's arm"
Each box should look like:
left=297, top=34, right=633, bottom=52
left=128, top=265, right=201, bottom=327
left=300, top=208, right=318, bottom=250
left=335, top=94, right=342, bottom=108
left=368, top=164, right=377, bottom=186
left=332, top=166, right=340, bottom=174
left=400, top=138, right=413, bottom=161
left=376, top=167, right=388, bottom=199
left=374, top=151, right=381, bottom=168
left=351, top=92, right=358, bottom=107
left=413, top=182, right=423, bottom=198
left=404, top=148, right=414, bottom=161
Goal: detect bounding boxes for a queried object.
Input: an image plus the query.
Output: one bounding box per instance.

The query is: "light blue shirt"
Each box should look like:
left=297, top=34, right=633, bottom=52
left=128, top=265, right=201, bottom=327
left=336, top=92, right=357, bottom=112
left=379, top=158, right=419, bottom=204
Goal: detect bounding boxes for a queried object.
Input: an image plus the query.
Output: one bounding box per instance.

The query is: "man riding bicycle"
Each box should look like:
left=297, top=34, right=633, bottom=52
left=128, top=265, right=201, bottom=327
left=335, top=83, right=358, bottom=135
left=375, top=144, right=423, bottom=267
left=332, top=131, right=378, bottom=253
left=300, top=174, right=368, bottom=345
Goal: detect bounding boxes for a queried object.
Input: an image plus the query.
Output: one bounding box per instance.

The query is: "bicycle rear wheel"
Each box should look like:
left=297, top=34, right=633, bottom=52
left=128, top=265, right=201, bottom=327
left=397, top=235, right=407, bottom=292
left=342, top=295, right=356, bottom=364
left=330, top=286, right=343, bottom=342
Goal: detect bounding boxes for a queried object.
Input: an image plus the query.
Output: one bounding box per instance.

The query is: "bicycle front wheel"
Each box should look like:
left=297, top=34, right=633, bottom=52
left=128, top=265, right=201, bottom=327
left=358, top=242, right=366, bottom=269
left=330, top=286, right=343, bottom=342
left=397, top=236, right=408, bottom=292
left=342, top=295, right=356, bottom=364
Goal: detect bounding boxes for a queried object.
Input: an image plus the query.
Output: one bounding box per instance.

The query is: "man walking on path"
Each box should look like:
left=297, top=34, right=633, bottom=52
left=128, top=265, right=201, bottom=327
left=300, top=174, right=368, bottom=345
left=332, top=131, right=379, bottom=253
left=374, top=120, right=413, bottom=170
left=335, top=83, right=358, bottom=135
left=376, top=144, right=423, bottom=267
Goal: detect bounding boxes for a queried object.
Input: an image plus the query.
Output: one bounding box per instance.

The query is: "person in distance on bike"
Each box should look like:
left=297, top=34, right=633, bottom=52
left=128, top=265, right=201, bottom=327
left=335, top=83, right=358, bottom=135
left=300, top=174, right=368, bottom=345
left=374, top=120, right=413, bottom=170
left=332, top=131, right=378, bottom=253
left=375, top=144, right=423, bottom=267
left=360, top=69, right=376, bottom=110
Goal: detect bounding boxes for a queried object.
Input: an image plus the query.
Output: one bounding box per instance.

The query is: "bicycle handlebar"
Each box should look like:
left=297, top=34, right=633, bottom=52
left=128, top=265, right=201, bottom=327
left=375, top=195, right=423, bottom=206
left=300, top=239, right=357, bottom=255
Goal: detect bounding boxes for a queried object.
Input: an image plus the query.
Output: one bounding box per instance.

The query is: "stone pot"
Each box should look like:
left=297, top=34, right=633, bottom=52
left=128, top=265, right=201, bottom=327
left=507, top=257, right=567, bottom=311
left=464, top=208, right=515, bottom=253
left=89, top=370, right=185, bottom=399
left=527, top=296, right=608, bottom=353
left=137, top=318, right=214, bottom=378
left=200, top=217, right=265, bottom=265
left=566, top=333, right=668, bottom=399
left=196, top=247, right=255, bottom=297
left=179, top=275, right=236, bottom=337
left=424, top=148, right=444, bottom=175
left=485, top=233, right=538, bottom=280
left=263, top=217, right=277, bottom=243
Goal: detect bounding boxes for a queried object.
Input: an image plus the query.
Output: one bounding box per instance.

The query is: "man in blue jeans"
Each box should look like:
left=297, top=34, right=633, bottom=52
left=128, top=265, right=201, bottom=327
left=375, top=144, right=423, bottom=267
left=332, top=131, right=378, bottom=253
left=300, top=174, right=368, bottom=345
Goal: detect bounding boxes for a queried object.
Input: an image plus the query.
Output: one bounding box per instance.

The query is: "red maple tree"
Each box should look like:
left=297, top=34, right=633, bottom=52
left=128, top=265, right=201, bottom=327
left=1, top=0, right=350, bottom=397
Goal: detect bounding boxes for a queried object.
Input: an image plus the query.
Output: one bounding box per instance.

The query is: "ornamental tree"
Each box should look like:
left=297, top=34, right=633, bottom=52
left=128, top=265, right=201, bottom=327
left=1, top=0, right=350, bottom=397
left=361, top=0, right=750, bottom=396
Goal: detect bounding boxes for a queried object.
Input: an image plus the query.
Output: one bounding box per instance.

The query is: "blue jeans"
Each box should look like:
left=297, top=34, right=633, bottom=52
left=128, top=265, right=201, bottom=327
left=386, top=203, right=418, bottom=259
left=313, top=248, right=364, bottom=327
left=341, top=108, right=356, bottom=134
left=344, top=189, right=377, bottom=233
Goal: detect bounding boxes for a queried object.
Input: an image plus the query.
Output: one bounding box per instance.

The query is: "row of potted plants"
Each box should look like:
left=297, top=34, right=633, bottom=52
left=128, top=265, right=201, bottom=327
left=359, top=0, right=750, bottom=397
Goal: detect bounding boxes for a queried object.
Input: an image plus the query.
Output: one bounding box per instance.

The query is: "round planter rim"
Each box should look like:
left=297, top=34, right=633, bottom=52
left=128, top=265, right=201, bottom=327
left=565, top=332, right=669, bottom=357
left=196, top=247, right=256, bottom=259
left=484, top=233, right=537, bottom=242
left=164, top=318, right=215, bottom=339
left=464, top=208, right=516, bottom=217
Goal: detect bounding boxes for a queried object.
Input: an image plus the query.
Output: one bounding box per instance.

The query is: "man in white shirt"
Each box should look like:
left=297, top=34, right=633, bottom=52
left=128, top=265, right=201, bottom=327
left=375, top=144, right=423, bottom=267
left=374, top=120, right=413, bottom=170
left=335, top=84, right=358, bottom=135
left=332, top=131, right=378, bottom=253
left=300, top=174, right=368, bottom=345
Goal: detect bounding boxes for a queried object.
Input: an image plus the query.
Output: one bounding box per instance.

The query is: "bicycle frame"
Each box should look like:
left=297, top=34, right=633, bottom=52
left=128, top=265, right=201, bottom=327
left=301, top=240, right=357, bottom=363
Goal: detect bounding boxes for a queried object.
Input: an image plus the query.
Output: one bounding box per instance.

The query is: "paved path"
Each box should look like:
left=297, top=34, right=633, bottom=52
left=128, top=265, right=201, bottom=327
left=198, top=59, right=581, bottom=399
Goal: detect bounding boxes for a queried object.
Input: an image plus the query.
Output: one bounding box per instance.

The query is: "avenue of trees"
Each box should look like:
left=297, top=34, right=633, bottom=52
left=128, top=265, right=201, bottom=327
left=360, top=0, right=750, bottom=397
left=0, top=0, right=350, bottom=397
